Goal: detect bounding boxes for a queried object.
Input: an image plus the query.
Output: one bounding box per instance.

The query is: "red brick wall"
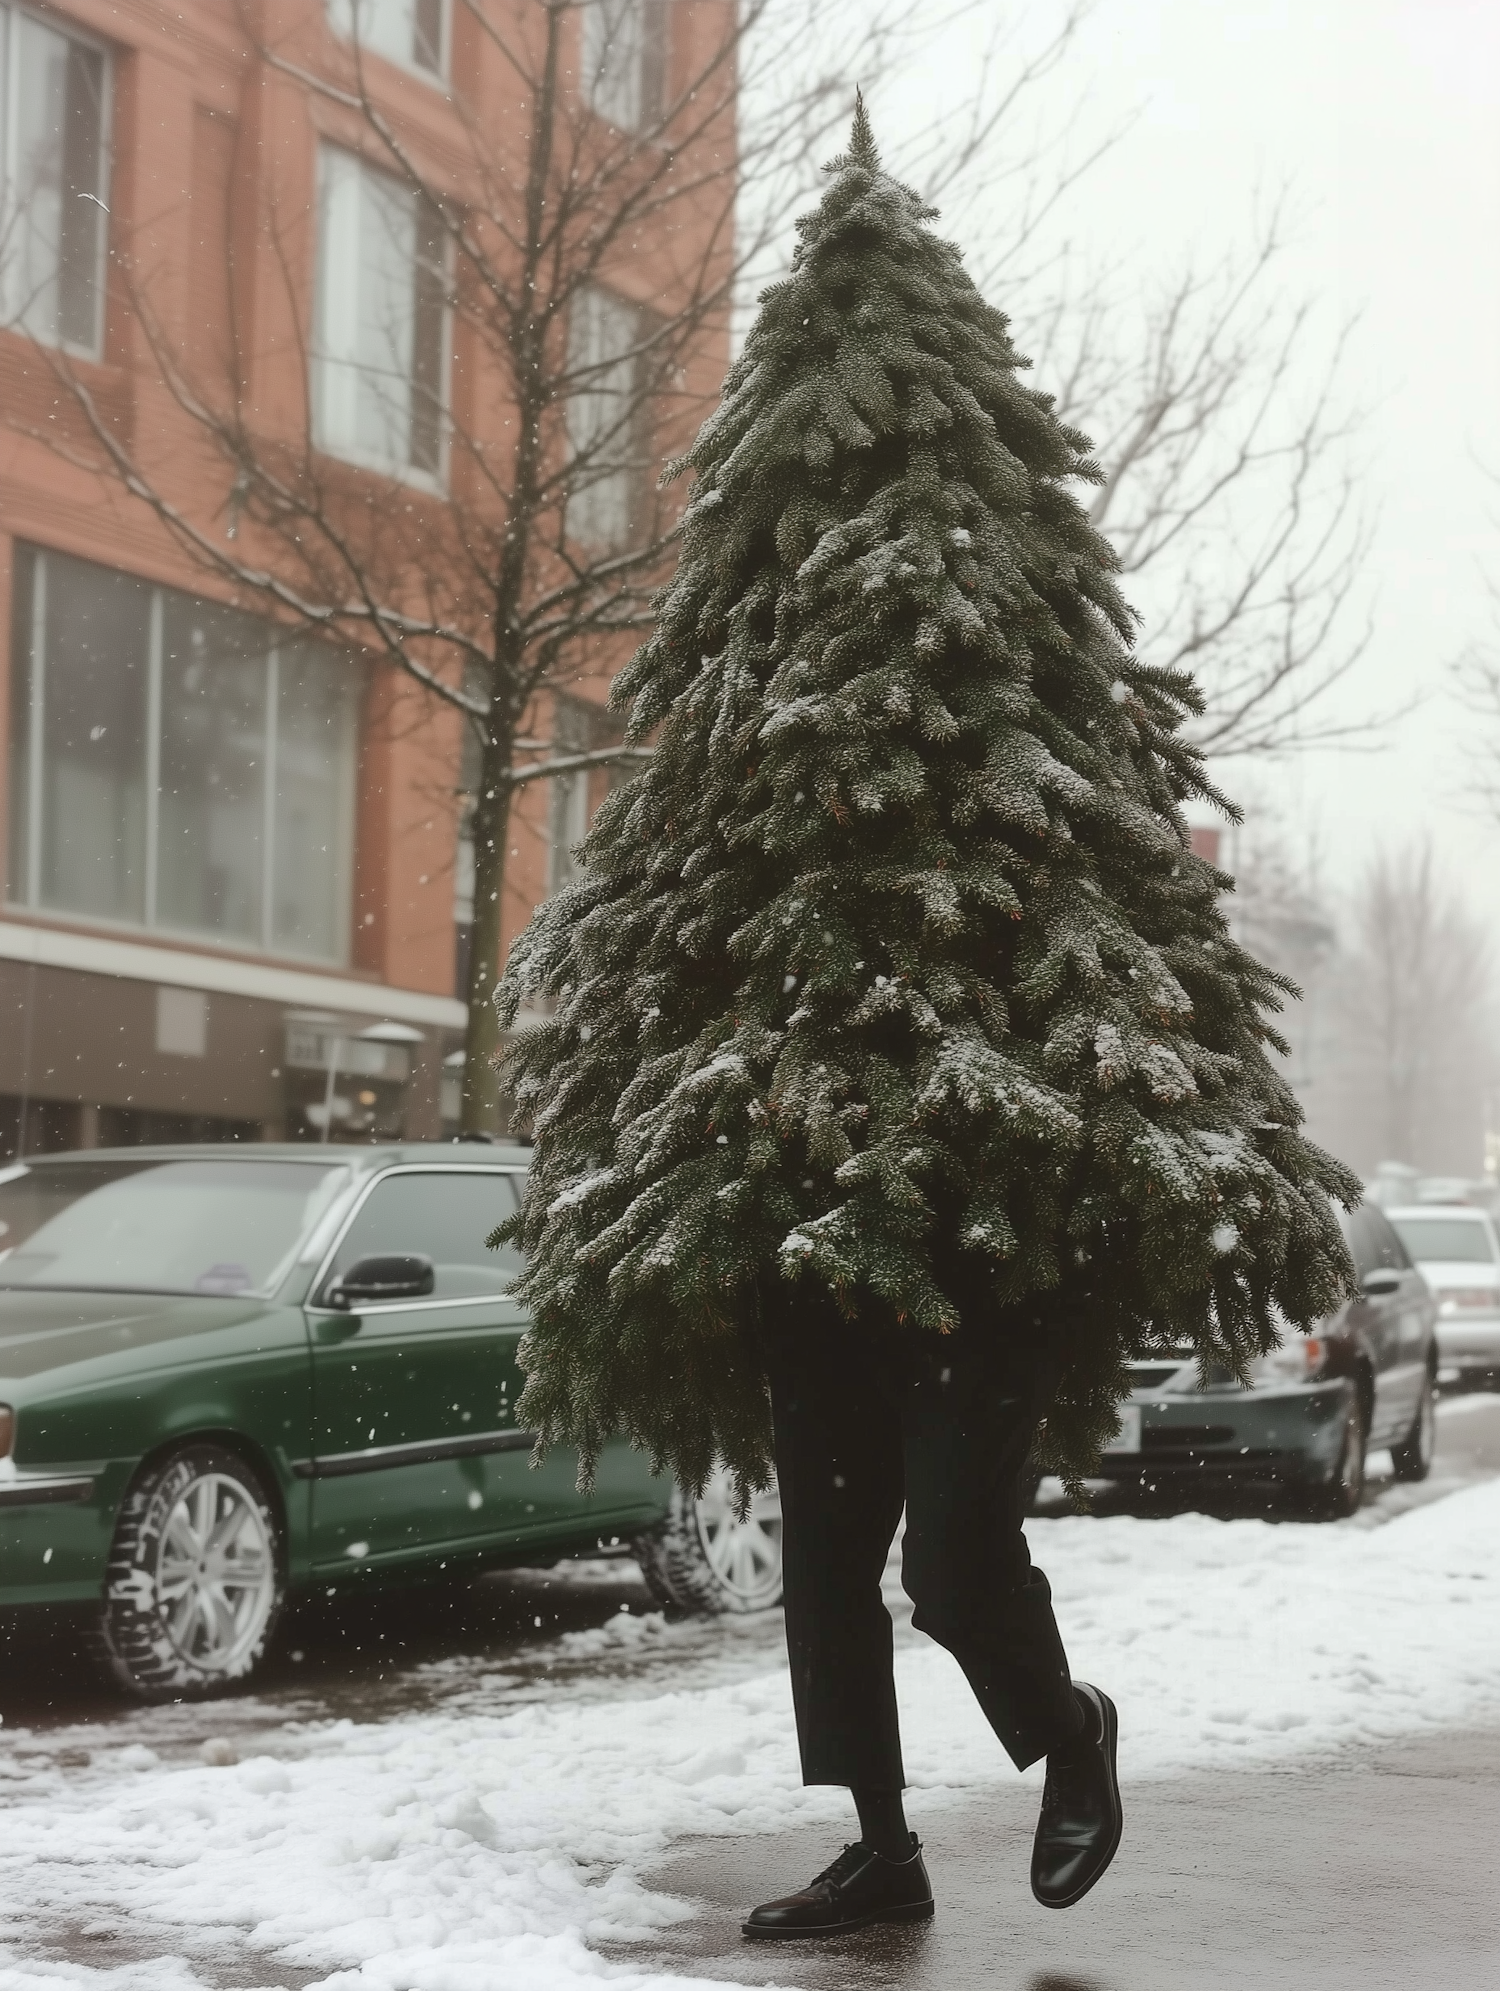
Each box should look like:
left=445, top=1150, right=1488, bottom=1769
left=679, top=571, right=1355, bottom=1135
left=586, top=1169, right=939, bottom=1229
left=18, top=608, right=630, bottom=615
left=0, top=0, right=733, bottom=1001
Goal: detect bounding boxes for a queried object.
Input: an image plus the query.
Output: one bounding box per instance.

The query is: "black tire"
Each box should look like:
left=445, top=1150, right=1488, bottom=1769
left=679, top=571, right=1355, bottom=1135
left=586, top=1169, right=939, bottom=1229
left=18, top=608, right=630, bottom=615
left=95, top=1443, right=285, bottom=1700
left=634, top=1466, right=783, bottom=1616
left=1303, top=1387, right=1367, bottom=1521
left=1391, top=1377, right=1436, bottom=1483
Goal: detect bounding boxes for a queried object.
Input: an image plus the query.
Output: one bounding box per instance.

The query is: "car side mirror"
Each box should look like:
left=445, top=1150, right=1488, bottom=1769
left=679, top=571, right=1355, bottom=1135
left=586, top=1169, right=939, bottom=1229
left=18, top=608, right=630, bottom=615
left=1361, top=1267, right=1401, bottom=1298
left=323, top=1253, right=435, bottom=1311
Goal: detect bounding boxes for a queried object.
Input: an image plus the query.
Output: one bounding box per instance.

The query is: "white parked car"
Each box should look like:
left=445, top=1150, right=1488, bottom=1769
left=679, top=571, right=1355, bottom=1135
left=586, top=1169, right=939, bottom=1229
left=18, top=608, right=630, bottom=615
left=1387, top=1205, right=1500, bottom=1386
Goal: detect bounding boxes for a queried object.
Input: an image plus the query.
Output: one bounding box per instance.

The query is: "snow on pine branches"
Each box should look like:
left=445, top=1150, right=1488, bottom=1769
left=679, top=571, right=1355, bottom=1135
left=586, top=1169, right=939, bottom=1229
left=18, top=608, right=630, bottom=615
left=496, top=104, right=1358, bottom=1498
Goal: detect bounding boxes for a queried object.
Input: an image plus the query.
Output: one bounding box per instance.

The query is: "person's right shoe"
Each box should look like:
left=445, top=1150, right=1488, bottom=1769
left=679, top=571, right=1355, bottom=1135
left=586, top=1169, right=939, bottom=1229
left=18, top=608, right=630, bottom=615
left=742, top=1835, right=934, bottom=1939
left=1030, top=1681, right=1122, bottom=1909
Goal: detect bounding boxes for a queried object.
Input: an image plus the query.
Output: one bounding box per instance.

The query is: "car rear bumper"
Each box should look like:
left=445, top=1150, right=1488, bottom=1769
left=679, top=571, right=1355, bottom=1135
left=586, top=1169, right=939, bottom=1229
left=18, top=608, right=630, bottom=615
left=1092, top=1379, right=1352, bottom=1483
left=1435, top=1319, right=1500, bottom=1369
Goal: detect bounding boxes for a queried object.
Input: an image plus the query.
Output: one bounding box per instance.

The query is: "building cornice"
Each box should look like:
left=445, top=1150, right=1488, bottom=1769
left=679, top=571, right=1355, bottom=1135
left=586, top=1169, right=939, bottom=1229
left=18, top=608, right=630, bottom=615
left=0, top=914, right=465, bottom=1030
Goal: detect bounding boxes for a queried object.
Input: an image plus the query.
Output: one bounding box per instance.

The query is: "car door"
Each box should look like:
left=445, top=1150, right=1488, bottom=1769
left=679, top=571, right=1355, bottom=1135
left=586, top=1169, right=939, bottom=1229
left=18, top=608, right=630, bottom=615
left=1353, top=1206, right=1422, bottom=1445
left=304, top=1166, right=542, bottom=1569
left=1372, top=1207, right=1434, bottom=1431
left=303, top=1165, right=656, bottom=1572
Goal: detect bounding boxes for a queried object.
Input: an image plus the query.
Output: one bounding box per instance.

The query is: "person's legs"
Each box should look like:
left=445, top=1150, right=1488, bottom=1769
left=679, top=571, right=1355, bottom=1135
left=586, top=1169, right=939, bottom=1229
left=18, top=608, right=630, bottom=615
left=762, top=1312, right=909, bottom=1791
left=747, top=1307, right=1120, bottom=1934
left=745, top=1317, right=933, bottom=1938
left=852, top=1784, right=914, bottom=1862
left=897, top=1325, right=1083, bottom=1769
left=895, top=1317, right=1122, bottom=1907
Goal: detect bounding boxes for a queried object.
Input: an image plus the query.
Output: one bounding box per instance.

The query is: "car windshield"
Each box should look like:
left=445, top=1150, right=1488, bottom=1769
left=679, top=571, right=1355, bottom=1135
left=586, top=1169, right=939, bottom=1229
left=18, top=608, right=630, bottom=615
left=1390, top=1216, right=1496, bottom=1266
left=0, top=1159, right=351, bottom=1295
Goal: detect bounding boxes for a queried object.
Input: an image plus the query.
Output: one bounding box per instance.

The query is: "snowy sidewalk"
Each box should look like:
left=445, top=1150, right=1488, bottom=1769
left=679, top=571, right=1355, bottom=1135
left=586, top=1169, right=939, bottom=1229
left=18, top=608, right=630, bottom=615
left=635, top=1724, right=1500, bottom=1991
left=2, top=1472, right=1499, bottom=1990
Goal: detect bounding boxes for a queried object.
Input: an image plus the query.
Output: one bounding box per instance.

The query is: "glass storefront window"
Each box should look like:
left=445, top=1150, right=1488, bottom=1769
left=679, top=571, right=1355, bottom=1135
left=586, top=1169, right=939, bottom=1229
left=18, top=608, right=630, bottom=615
left=7, top=545, right=358, bottom=963
left=157, top=595, right=269, bottom=943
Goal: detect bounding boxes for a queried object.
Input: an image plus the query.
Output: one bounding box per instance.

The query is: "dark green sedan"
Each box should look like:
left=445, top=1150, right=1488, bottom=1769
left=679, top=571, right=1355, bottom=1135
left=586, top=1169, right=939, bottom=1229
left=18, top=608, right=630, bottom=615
left=0, top=1145, right=784, bottom=1698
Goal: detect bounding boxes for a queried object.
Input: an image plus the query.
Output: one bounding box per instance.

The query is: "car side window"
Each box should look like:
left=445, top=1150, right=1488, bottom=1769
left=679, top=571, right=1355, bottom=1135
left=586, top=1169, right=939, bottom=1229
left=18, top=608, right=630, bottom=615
left=1345, top=1208, right=1378, bottom=1281
left=1365, top=1209, right=1408, bottom=1271
left=321, top=1170, right=524, bottom=1303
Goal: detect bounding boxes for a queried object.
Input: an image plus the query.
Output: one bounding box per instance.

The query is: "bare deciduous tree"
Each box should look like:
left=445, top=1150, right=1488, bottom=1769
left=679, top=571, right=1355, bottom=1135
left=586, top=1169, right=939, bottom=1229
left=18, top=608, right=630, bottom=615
left=1009, top=211, right=1375, bottom=760
left=1325, top=844, right=1490, bottom=1175
left=25, top=0, right=908, bottom=1130
left=16, top=0, right=1377, bottom=1135
left=1454, top=623, right=1500, bottom=820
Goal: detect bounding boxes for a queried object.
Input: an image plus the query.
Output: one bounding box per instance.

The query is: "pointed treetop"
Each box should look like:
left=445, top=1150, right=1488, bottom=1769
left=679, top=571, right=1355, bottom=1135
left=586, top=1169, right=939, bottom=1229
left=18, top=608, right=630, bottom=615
left=845, top=90, right=879, bottom=171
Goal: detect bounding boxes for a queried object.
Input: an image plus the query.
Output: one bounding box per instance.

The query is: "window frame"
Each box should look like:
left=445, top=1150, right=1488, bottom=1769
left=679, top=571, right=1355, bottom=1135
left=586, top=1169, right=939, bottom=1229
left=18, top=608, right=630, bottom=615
left=7, top=543, right=360, bottom=966
left=326, top=0, right=450, bottom=88
left=310, top=140, right=453, bottom=491
left=0, top=1, right=114, bottom=360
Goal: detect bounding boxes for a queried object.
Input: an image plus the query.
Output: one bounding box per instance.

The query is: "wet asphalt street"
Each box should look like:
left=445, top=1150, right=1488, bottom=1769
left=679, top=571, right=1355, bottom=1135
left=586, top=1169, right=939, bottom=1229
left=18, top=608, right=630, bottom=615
left=7, top=1392, right=1499, bottom=1748
left=2, top=1392, right=1500, bottom=1989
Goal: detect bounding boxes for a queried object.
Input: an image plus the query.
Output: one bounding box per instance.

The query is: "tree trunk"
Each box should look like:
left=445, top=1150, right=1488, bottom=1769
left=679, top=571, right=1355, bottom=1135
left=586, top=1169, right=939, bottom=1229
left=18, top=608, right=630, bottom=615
left=460, top=730, right=515, bottom=1134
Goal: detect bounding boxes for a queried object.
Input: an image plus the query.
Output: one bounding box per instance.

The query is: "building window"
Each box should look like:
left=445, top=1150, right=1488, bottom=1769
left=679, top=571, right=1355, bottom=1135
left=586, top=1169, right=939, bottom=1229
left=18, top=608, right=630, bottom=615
left=327, top=0, right=446, bottom=79
left=582, top=0, right=667, bottom=133
left=0, top=5, right=109, bottom=355
left=7, top=545, right=359, bottom=963
left=312, top=145, right=448, bottom=481
left=566, top=285, right=652, bottom=552
left=549, top=695, right=623, bottom=896
left=452, top=700, right=481, bottom=997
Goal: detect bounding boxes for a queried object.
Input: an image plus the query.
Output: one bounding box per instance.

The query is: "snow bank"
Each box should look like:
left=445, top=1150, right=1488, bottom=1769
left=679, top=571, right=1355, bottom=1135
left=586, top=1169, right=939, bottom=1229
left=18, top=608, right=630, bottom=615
left=2, top=1479, right=1499, bottom=1990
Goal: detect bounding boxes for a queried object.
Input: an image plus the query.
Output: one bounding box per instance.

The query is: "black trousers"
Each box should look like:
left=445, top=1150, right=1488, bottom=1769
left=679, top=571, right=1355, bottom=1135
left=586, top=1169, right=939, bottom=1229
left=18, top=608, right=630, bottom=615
left=764, top=1308, right=1082, bottom=1785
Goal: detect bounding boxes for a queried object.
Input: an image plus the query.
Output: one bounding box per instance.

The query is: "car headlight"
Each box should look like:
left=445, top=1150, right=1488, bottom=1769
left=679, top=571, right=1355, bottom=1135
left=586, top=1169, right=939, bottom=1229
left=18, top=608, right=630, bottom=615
left=1249, top=1336, right=1327, bottom=1384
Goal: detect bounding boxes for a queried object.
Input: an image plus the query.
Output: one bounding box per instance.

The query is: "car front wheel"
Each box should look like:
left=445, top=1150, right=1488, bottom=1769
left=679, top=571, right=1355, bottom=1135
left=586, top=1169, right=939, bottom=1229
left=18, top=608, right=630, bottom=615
left=96, top=1443, right=285, bottom=1700
left=634, top=1465, right=783, bottom=1615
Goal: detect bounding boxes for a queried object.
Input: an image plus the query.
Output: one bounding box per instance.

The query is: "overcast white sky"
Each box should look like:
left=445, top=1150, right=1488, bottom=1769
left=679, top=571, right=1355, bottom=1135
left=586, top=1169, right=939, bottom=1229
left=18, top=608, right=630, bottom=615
left=849, top=0, right=1500, bottom=929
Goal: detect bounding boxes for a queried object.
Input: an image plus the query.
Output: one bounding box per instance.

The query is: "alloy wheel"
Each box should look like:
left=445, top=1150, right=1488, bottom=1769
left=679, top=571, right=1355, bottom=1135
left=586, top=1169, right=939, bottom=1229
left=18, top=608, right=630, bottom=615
left=693, top=1466, right=784, bottom=1610
left=152, top=1470, right=278, bottom=1674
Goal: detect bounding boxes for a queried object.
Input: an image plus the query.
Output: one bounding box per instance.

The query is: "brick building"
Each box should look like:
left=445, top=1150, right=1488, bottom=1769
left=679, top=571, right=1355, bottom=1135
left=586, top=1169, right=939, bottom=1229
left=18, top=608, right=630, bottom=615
left=0, top=0, right=727, bottom=1150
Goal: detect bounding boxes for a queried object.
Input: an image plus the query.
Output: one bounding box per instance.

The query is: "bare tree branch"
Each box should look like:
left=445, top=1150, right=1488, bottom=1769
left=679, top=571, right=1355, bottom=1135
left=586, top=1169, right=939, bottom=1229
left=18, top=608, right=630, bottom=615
left=17, top=0, right=969, bottom=1132
left=1007, top=202, right=1382, bottom=759
left=12, top=0, right=1387, bottom=1149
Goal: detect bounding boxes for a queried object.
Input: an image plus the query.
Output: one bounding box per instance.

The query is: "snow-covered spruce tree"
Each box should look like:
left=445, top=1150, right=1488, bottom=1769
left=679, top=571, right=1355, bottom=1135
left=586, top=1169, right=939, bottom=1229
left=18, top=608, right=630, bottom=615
left=496, top=106, right=1358, bottom=1498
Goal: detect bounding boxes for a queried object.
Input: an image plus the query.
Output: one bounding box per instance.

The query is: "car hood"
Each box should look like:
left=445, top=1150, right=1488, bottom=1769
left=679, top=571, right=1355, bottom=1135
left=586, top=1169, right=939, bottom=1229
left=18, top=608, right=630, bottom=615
left=0, top=1287, right=275, bottom=1383
left=1413, top=1261, right=1500, bottom=1293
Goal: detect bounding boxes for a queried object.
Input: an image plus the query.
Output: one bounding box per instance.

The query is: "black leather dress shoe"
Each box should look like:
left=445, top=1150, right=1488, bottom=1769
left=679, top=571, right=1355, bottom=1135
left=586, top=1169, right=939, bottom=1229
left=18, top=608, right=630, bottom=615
left=1031, top=1682, right=1122, bottom=1909
left=743, top=1836, right=934, bottom=1939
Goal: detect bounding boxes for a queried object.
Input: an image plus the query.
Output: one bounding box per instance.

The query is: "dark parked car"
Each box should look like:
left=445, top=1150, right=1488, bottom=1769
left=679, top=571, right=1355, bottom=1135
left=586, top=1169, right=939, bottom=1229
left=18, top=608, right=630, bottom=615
left=0, top=1145, right=784, bottom=1699
left=1089, top=1200, right=1437, bottom=1517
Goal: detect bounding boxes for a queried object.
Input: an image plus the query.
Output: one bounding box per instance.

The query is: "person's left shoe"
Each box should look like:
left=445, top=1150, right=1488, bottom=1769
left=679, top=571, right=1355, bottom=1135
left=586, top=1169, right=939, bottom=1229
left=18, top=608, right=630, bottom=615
left=1030, top=1681, right=1122, bottom=1909
left=742, top=1836, right=934, bottom=1939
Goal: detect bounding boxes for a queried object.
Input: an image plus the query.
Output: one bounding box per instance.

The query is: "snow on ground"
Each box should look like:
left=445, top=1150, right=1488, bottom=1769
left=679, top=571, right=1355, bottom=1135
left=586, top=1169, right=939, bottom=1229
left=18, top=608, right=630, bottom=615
left=2, top=1478, right=1500, bottom=1991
